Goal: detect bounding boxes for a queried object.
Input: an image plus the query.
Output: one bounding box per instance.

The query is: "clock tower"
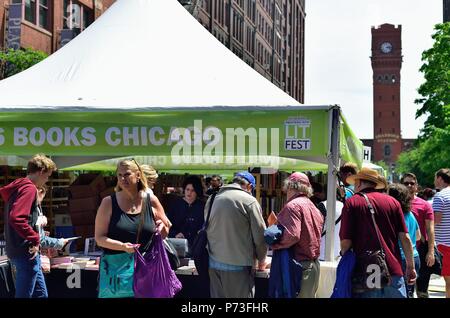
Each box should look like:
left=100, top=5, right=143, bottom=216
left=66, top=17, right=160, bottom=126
left=371, top=24, right=403, bottom=166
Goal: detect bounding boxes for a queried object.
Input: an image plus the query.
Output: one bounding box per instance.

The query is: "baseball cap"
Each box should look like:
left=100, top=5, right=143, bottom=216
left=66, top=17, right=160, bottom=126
left=235, top=171, right=256, bottom=189
left=288, top=172, right=311, bottom=187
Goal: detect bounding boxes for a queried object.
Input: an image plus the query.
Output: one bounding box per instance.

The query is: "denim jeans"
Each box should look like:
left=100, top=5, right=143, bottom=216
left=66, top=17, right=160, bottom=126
left=10, top=255, right=48, bottom=298
left=352, top=275, right=407, bottom=298
left=401, top=256, right=421, bottom=298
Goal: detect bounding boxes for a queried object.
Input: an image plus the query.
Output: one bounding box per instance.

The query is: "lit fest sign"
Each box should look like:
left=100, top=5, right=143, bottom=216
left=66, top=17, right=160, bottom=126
left=283, top=117, right=312, bottom=151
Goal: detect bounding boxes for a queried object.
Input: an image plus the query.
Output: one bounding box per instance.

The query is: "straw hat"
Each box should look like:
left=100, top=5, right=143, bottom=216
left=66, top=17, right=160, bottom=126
left=346, top=167, right=386, bottom=190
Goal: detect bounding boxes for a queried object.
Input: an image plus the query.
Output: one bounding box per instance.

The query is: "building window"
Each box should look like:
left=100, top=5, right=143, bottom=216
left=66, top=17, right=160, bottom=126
left=38, top=0, right=49, bottom=29
left=25, top=0, right=37, bottom=24
left=24, top=0, right=50, bottom=30
left=384, top=144, right=391, bottom=157
left=64, top=0, right=94, bottom=31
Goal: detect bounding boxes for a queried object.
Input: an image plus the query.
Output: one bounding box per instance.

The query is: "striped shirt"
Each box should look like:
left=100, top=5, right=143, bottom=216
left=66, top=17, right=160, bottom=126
left=433, top=187, right=450, bottom=246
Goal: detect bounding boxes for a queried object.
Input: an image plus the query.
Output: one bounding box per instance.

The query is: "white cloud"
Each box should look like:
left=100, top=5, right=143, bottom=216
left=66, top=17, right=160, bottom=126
left=305, top=0, right=442, bottom=139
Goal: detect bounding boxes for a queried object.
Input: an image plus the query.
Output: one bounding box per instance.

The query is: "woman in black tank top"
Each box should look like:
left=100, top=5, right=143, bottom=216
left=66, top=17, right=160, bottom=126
left=103, top=193, right=155, bottom=254
left=95, top=159, right=170, bottom=255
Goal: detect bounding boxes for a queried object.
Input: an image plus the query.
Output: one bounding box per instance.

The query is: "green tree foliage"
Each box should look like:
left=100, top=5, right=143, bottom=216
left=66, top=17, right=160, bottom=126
left=397, top=125, right=450, bottom=186
left=415, top=23, right=450, bottom=138
left=0, top=48, right=48, bottom=80
left=397, top=23, right=450, bottom=186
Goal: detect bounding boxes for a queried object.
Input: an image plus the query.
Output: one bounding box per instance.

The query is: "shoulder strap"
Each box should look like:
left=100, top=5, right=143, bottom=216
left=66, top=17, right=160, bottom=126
left=146, top=192, right=156, bottom=223
left=110, top=193, right=120, bottom=215
left=321, top=215, right=342, bottom=237
left=136, top=192, right=149, bottom=244
left=358, top=192, right=386, bottom=255
left=139, top=193, right=158, bottom=252
left=204, top=192, right=217, bottom=230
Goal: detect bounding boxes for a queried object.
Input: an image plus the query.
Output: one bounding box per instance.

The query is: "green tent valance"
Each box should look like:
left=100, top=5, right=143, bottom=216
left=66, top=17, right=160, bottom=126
left=0, top=107, right=362, bottom=170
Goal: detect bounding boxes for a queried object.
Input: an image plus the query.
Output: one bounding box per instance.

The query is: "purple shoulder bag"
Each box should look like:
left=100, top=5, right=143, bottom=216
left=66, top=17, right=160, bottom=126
left=133, top=232, right=182, bottom=298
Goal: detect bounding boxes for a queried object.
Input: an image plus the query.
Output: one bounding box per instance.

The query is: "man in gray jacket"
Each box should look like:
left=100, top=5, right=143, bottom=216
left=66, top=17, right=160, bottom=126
left=206, top=171, right=267, bottom=298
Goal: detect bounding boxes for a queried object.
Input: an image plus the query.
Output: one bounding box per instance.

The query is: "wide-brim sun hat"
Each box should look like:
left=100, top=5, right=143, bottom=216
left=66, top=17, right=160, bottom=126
left=346, top=167, right=386, bottom=190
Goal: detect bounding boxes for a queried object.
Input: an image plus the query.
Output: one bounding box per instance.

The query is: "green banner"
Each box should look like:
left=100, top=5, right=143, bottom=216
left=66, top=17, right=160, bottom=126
left=0, top=110, right=330, bottom=168
left=340, top=113, right=363, bottom=168
left=62, top=155, right=329, bottom=172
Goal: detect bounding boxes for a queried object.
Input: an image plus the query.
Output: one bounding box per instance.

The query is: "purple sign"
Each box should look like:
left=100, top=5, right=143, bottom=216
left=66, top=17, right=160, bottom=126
left=60, top=29, right=80, bottom=48
left=6, top=3, right=22, bottom=50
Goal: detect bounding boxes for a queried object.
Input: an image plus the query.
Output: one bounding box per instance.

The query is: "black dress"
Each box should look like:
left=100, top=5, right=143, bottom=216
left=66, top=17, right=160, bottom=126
left=167, top=198, right=205, bottom=248
left=103, top=193, right=156, bottom=255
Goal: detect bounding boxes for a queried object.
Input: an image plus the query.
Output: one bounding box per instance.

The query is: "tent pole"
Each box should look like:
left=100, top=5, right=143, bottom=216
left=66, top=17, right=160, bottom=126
left=325, top=106, right=340, bottom=262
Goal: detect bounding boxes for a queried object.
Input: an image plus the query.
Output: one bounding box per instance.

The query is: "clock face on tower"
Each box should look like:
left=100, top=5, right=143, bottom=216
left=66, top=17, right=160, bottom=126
left=380, top=42, right=393, bottom=53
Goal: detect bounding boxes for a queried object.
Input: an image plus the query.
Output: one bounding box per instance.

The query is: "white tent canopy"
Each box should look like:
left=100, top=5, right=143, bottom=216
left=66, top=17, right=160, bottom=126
left=0, top=0, right=300, bottom=109
left=0, top=0, right=361, bottom=263
left=363, top=162, right=386, bottom=176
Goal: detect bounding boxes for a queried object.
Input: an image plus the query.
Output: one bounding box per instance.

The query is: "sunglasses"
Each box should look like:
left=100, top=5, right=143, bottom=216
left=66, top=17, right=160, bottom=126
left=117, top=158, right=142, bottom=176
left=403, top=182, right=416, bottom=186
left=130, top=158, right=141, bottom=170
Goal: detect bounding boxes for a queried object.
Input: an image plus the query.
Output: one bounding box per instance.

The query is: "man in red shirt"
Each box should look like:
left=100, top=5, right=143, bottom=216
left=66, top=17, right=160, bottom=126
left=401, top=172, right=436, bottom=298
left=0, top=154, right=56, bottom=298
left=340, top=167, right=416, bottom=298
left=271, top=172, right=324, bottom=298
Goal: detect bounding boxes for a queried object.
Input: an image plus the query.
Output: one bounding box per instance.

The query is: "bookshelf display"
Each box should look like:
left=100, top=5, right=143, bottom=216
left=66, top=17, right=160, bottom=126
left=42, top=172, right=73, bottom=235
left=252, top=171, right=290, bottom=221
left=252, top=171, right=326, bottom=221
left=1, top=166, right=325, bottom=239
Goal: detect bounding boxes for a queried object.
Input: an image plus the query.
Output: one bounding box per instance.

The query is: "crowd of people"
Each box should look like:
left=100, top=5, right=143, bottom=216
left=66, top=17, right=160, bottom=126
left=329, top=165, right=450, bottom=298
left=1, top=153, right=449, bottom=299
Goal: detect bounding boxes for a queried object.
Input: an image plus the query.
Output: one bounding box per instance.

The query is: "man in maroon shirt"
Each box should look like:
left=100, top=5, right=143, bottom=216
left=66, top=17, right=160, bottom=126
left=271, top=172, right=324, bottom=298
left=0, top=154, right=56, bottom=298
left=340, top=167, right=416, bottom=298
left=401, top=172, right=436, bottom=298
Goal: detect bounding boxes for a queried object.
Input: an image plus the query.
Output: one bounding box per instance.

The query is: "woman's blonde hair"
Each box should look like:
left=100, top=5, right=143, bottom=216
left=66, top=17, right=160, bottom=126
left=282, top=178, right=313, bottom=198
left=140, top=164, right=158, bottom=184
left=114, top=159, right=148, bottom=192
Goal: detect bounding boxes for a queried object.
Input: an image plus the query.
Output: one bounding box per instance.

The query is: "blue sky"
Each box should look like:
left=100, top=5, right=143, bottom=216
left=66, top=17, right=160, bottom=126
left=305, top=0, right=443, bottom=139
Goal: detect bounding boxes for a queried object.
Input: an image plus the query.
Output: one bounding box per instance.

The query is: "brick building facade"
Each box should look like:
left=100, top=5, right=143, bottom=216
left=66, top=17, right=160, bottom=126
left=1, top=0, right=115, bottom=54
left=191, top=0, right=305, bottom=102
left=1, top=0, right=305, bottom=103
